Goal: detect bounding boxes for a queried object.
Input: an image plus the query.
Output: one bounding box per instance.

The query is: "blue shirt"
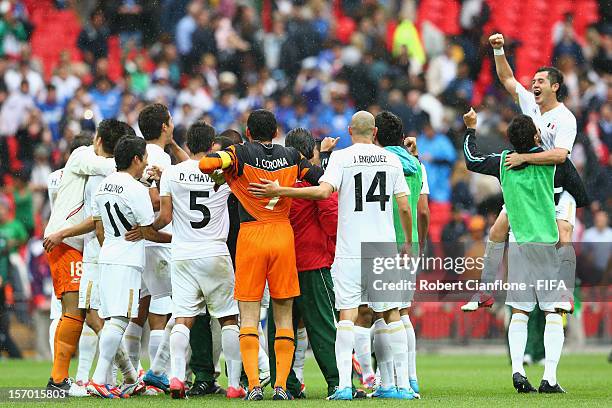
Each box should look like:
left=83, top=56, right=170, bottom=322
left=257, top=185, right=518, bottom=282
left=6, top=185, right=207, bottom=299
left=417, top=133, right=457, bottom=202
left=37, top=100, right=64, bottom=141
left=175, top=15, right=196, bottom=55
left=316, top=105, right=356, bottom=149
left=90, top=88, right=121, bottom=119
left=209, top=103, right=239, bottom=131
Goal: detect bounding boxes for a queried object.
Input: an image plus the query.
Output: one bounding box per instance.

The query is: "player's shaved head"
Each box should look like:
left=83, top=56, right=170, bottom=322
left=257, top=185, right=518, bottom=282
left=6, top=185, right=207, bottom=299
left=349, top=111, right=376, bottom=139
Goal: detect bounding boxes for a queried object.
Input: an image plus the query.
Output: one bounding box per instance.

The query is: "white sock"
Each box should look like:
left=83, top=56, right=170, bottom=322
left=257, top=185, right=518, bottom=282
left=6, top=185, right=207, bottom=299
left=388, top=320, right=409, bottom=389
left=75, top=323, right=98, bottom=383
left=184, top=346, right=192, bottom=382
left=114, top=343, right=138, bottom=383
left=508, top=313, right=529, bottom=376
left=170, top=324, right=190, bottom=381
left=211, top=318, right=222, bottom=378
left=221, top=324, right=242, bottom=388
left=148, top=329, right=164, bottom=368
left=123, top=322, right=143, bottom=371
left=335, top=320, right=355, bottom=389
left=543, top=313, right=564, bottom=385
left=294, top=327, right=308, bottom=383
left=373, top=318, right=394, bottom=388
left=92, top=317, right=128, bottom=384
left=258, top=343, right=270, bottom=373
left=49, top=318, right=60, bottom=360
left=353, top=325, right=374, bottom=379
left=151, top=318, right=175, bottom=375
left=481, top=240, right=505, bottom=284
left=401, top=314, right=417, bottom=380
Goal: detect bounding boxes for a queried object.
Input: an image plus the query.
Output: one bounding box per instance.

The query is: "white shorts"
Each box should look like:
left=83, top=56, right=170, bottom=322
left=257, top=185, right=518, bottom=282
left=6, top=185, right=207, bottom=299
left=50, top=295, right=62, bottom=320
left=505, top=243, right=565, bottom=313
left=172, top=255, right=239, bottom=319
left=555, top=191, right=576, bottom=227
left=150, top=296, right=173, bottom=315
left=98, top=263, right=141, bottom=319
left=141, top=246, right=172, bottom=299
left=78, top=262, right=100, bottom=310
left=332, top=257, right=401, bottom=313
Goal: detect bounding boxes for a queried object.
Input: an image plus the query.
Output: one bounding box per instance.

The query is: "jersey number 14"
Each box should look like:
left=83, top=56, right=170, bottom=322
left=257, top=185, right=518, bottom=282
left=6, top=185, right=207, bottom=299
left=354, top=171, right=390, bottom=212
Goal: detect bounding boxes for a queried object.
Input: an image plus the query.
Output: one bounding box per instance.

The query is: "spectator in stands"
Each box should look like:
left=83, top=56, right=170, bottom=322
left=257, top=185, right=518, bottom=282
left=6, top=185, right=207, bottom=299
left=125, top=54, right=150, bottom=96
left=89, top=76, right=121, bottom=119
left=175, top=0, right=202, bottom=69
left=29, top=145, right=51, bottom=218
left=209, top=90, right=240, bottom=131
left=190, top=8, right=217, bottom=69
left=416, top=118, right=456, bottom=204
left=441, top=204, right=468, bottom=259
left=442, top=61, right=474, bottom=109
left=10, top=171, right=33, bottom=235
left=145, top=66, right=177, bottom=106
left=104, top=0, right=145, bottom=48
left=0, top=7, right=27, bottom=59
left=176, top=74, right=213, bottom=116
left=581, top=210, right=612, bottom=285
left=316, top=89, right=355, bottom=149
left=36, top=84, right=63, bottom=141
left=0, top=79, right=34, bottom=136
left=50, top=63, right=81, bottom=104
left=0, top=197, right=26, bottom=359
left=77, top=8, right=110, bottom=65
left=4, top=59, right=44, bottom=98
left=592, top=24, right=612, bottom=75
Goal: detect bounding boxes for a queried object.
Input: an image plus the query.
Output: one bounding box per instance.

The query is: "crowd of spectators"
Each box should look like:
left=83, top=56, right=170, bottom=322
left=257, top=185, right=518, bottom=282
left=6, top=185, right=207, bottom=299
left=0, top=0, right=610, bottom=356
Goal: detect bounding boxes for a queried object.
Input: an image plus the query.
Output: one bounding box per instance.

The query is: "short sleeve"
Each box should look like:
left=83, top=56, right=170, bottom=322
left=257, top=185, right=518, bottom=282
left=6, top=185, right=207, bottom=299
left=159, top=167, right=171, bottom=197
left=318, top=151, right=343, bottom=191
left=132, top=187, right=155, bottom=226
left=554, top=114, right=577, bottom=153
left=515, top=82, right=540, bottom=120
left=393, top=167, right=410, bottom=197
left=420, top=163, right=429, bottom=195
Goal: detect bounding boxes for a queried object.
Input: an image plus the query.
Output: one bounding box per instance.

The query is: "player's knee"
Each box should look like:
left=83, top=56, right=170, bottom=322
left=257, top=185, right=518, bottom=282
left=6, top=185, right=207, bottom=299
left=356, top=305, right=373, bottom=327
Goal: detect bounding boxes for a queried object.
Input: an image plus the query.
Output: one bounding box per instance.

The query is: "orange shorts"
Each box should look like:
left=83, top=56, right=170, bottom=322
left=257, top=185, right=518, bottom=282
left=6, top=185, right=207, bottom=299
left=47, top=242, right=83, bottom=298
left=234, top=221, right=299, bottom=301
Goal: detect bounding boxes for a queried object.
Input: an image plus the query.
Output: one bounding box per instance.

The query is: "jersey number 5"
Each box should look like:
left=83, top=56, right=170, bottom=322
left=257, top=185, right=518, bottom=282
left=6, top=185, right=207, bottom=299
left=190, top=191, right=211, bottom=229
left=354, top=171, right=390, bottom=211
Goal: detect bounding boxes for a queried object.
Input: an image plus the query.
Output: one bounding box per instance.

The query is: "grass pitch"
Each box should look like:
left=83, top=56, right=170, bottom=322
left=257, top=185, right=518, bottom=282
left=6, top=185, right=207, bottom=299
left=0, top=354, right=610, bottom=407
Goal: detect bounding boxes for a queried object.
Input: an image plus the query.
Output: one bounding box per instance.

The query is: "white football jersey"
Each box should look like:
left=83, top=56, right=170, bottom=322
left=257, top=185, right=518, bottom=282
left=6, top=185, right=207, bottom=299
left=319, top=143, right=409, bottom=258
left=93, top=172, right=155, bottom=269
left=420, top=163, right=429, bottom=195
left=47, top=168, right=63, bottom=209
left=159, top=160, right=231, bottom=261
left=516, top=83, right=577, bottom=154
left=144, top=143, right=172, bottom=247
left=82, top=173, right=110, bottom=263
left=45, top=146, right=116, bottom=251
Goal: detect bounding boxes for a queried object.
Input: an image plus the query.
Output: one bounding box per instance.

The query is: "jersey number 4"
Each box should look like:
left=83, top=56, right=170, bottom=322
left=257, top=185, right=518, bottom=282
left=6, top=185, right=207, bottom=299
left=190, top=191, right=211, bottom=229
left=354, top=171, right=390, bottom=211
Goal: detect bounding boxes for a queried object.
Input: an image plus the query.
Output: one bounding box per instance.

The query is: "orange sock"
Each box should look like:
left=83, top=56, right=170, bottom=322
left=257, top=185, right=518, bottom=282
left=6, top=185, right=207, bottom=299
left=239, top=327, right=260, bottom=390
left=51, top=313, right=84, bottom=383
left=274, top=328, right=295, bottom=389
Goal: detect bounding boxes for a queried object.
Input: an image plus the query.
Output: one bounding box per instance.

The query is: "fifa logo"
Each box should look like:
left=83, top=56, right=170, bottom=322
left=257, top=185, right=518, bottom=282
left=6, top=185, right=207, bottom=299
left=70, top=261, right=83, bottom=278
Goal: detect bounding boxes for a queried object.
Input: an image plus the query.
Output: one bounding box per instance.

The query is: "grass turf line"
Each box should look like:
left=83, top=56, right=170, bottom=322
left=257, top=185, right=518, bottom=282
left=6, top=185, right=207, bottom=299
left=0, top=354, right=610, bottom=407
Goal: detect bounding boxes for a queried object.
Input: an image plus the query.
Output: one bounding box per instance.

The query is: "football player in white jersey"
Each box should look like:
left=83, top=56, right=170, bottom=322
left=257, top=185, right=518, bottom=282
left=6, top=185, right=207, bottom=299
left=148, top=122, right=242, bottom=399
left=43, top=121, right=123, bottom=395
left=46, top=134, right=93, bottom=362
left=121, top=104, right=188, bottom=390
left=462, top=33, right=578, bottom=314
left=87, top=137, right=171, bottom=398
left=249, top=111, right=415, bottom=400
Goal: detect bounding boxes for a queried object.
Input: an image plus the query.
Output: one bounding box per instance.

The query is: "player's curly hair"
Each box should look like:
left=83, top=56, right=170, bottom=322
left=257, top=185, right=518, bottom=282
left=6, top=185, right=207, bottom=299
left=97, top=119, right=134, bottom=155
left=247, top=109, right=277, bottom=142
left=138, top=103, right=171, bottom=141
left=507, top=114, right=538, bottom=153
left=285, top=128, right=316, bottom=160
left=375, top=111, right=404, bottom=147
left=114, top=136, right=146, bottom=171
left=535, top=66, right=566, bottom=102
left=186, top=121, right=216, bottom=154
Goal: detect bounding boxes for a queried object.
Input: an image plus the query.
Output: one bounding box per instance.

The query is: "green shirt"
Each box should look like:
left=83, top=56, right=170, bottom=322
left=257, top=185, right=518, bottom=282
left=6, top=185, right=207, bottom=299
left=500, top=150, right=558, bottom=244
left=0, top=219, right=28, bottom=281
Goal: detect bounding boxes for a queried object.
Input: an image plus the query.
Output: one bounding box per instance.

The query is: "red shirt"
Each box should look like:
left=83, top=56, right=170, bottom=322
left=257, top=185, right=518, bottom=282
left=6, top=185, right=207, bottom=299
left=289, top=181, right=338, bottom=272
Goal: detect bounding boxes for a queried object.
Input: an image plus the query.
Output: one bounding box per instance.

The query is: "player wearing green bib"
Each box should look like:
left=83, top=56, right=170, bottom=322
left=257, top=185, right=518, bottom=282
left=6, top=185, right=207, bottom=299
left=461, top=109, right=588, bottom=395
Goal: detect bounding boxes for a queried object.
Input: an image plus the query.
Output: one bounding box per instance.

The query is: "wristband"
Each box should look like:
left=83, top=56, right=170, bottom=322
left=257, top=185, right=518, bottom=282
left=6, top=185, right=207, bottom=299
left=493, top=47, right=504, bottom=56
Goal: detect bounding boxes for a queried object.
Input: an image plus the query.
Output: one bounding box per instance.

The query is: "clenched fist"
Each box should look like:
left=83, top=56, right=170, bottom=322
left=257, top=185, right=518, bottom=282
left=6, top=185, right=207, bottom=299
left=489, top=33, right=504, bottom=49
left=463, top=108, right=477, bottom=129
